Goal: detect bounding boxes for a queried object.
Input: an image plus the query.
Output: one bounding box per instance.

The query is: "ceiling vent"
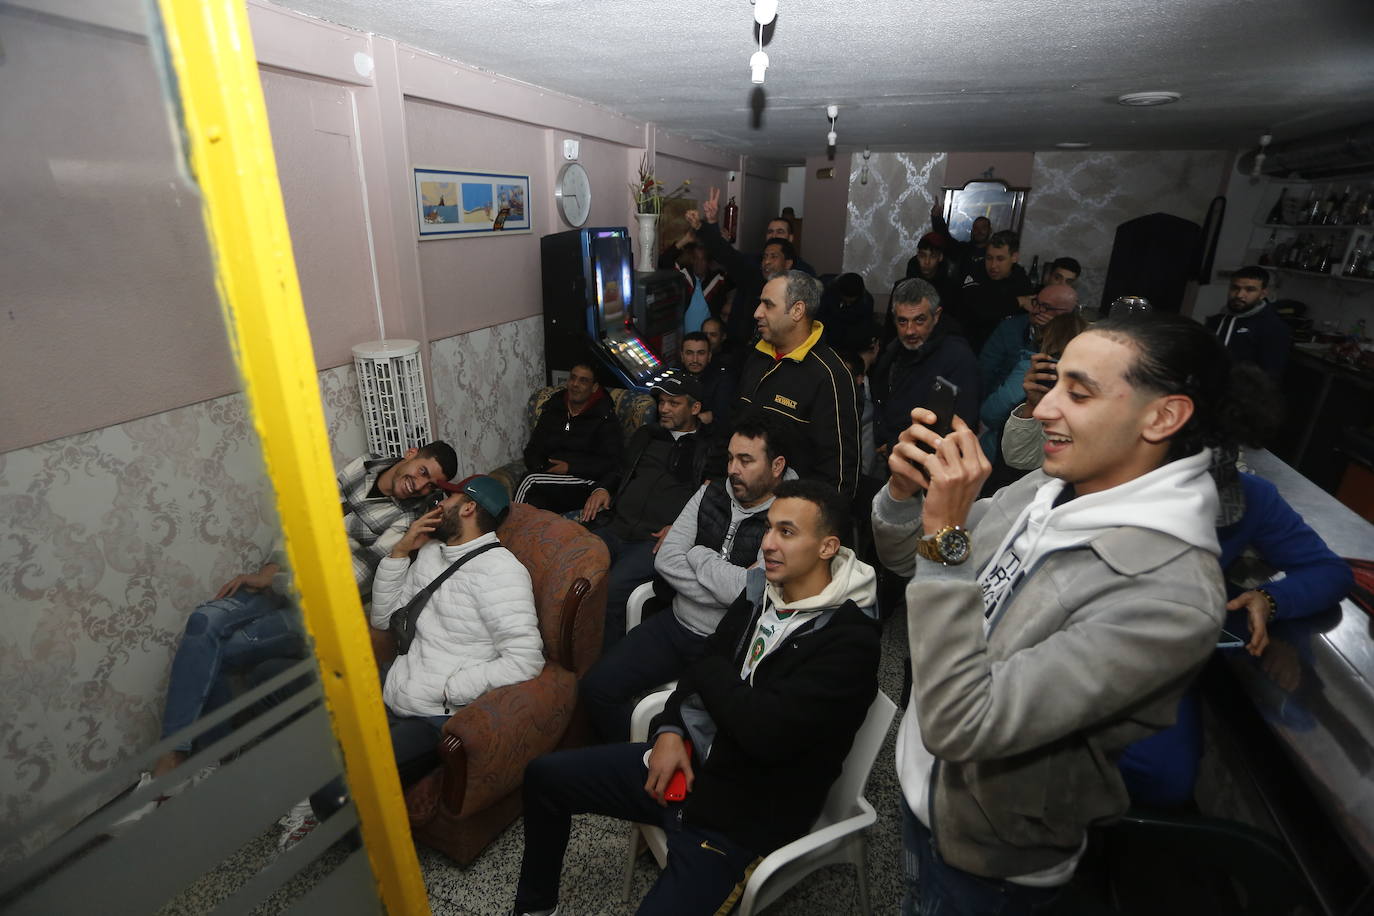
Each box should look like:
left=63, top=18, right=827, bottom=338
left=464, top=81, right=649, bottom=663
left=1237, top=122, right=1374, bottom=179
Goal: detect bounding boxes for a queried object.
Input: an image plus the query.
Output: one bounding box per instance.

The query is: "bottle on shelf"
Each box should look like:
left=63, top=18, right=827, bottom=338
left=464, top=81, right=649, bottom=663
left=1345, top=235, right=1366, bottom=277
left=1316, top=241, right=1333, bottom=274
left=1319, top=185, right=1340, bottom=225
left=1298, top=188, right=1319, bottom=225
left=1355, top=189, right=1373, bottom=227
left=1027, top=254, right=1041, bottom=286
left=1258, top=230, right=1278, bottom=266
left=1265, top=189, right=1288, bottom=225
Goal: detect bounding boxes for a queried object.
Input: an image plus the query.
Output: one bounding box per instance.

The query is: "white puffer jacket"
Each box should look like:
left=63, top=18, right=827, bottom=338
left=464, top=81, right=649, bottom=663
left=371, top=533, right=544, bottom=717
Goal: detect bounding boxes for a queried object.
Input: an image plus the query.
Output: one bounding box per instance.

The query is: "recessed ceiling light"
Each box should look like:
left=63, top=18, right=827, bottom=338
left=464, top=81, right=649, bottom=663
left=1116, top=91, right=1182, bottom=107
left=1055, top=141, right=1092, bottom=149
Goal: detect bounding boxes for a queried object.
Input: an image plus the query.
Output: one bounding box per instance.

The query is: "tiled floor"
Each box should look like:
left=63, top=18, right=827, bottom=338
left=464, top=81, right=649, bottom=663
left=416, top=610, right=912, bottom=916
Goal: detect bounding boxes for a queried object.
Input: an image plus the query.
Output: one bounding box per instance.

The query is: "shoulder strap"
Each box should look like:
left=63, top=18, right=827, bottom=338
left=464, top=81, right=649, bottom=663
left=391, top=542, right=503, bottom=654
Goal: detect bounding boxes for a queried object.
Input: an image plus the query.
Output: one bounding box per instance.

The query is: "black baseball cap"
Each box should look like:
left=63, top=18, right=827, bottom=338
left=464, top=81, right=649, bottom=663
left=651, top=372, right=703, bottom=402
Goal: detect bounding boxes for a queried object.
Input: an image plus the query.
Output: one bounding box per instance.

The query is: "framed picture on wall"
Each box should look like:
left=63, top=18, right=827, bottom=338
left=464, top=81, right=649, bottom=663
left=414, top=168, right=531, bottom=238
left=939, top=180, right=1027, bottom=240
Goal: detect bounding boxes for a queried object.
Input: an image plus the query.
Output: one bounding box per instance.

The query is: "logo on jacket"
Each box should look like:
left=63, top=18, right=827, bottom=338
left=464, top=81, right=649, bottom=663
left=773, top=394, right=798, bottom=409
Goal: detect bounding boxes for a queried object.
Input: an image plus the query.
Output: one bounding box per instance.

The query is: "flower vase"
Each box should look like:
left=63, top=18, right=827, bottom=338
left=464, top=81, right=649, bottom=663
left=635, top=212, right=658, bottom=271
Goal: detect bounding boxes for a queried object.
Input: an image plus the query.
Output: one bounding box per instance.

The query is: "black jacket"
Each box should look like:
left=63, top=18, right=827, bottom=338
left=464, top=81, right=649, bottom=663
left=950, top=267, right=1034, bottom=353
left=870, top=324, right=980, bottom=453
left=697, top=221, right=767, bottom=354
left=1206, top=301, right=1291, bottom=379
left=735, top=325, right=861, bottom=497
left=522, top=388, right=620, bottom=479
left=649, top=571, right=881, bottom=855
left=597, top=424, right=709, bottom=540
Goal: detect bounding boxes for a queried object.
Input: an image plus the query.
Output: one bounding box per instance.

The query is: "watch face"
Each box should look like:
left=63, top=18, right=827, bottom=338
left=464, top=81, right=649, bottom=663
left=939, top=529, right=971, bottom=564
left=556, top=162, right=592, bottom=227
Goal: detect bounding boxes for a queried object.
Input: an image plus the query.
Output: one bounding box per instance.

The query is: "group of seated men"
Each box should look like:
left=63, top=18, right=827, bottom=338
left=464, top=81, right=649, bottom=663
left=121, top=191, right=1347, bottom=914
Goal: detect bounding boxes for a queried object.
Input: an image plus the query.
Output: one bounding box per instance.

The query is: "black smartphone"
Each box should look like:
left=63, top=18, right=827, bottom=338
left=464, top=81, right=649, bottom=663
left=917, top=376, right=959, bottom=454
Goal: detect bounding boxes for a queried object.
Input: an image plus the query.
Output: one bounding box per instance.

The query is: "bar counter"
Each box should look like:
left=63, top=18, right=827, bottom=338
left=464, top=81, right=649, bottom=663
left=1223, top=448, right=1374, bottom=887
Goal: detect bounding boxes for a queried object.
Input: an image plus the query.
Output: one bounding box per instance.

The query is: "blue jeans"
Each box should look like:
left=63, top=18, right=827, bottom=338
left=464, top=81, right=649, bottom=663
left=161, top=589, right=306, bottom=753
left=516, top=742, right=760, bottom=915
left=902, top=801, right=1061, bottom=916
left=580, top=609, right=707, bottom=743
left=594, top=529, right=658, bottom=651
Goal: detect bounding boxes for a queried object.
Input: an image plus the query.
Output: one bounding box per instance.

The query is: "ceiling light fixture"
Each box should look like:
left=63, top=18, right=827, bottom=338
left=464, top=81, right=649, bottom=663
left=1054, top=141, right=1092, bottom=149
left=748, top=2, right=771, bottom=84
left=1250, top=131, right=1272, bottom=184
left=1116, top=90, right=1182, bottom=107
left=827, top=104, right=838, bottom=148
left=860, top=146, right=871, bottom=185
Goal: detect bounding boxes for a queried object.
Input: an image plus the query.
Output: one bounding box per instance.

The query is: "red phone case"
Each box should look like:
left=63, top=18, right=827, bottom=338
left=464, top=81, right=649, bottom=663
left=664, top=739, right=693, bottom=801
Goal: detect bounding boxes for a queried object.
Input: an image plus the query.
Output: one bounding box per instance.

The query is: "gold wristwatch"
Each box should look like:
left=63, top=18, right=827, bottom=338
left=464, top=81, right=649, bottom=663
left=916, top=525, right=971, bottom=566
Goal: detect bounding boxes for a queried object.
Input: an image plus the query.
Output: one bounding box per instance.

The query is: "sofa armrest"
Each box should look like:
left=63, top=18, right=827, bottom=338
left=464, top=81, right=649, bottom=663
left=435, top=663, right=578, bottom=817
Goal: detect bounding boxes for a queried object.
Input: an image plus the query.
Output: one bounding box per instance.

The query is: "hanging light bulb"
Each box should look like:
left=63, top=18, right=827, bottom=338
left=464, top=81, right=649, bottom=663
left=860, top=146, right=871, bottom=185
left=826, top=104, right=838, bottom=149
left=754, top=0, right=778, bottom=26
left=1250, top=132, right=1272, bottom=185
left=750, top=49, right=769, bottom=84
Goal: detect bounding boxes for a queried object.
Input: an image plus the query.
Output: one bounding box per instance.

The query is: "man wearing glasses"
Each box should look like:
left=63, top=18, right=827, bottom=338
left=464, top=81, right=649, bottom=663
left=979, top=284, right=1080, bottom=407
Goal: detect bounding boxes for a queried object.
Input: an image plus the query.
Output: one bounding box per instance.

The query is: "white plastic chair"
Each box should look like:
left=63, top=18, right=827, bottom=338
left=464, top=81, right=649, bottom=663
left=621, top=688, right=898, bottom=915
left=625, top=580, right=656, bottom=632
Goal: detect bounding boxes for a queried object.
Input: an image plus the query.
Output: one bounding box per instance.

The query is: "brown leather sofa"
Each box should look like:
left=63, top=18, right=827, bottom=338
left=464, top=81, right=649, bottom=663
left=386, top=502, right=609, bottom=864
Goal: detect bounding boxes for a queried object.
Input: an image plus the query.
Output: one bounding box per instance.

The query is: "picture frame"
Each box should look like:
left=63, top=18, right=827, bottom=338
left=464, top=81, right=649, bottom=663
left=414, top=167, right=531, bottom=238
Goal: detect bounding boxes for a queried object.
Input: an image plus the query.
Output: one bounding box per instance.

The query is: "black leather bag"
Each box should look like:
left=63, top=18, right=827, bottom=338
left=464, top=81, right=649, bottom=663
left=389, top=542, right=501, bottom=655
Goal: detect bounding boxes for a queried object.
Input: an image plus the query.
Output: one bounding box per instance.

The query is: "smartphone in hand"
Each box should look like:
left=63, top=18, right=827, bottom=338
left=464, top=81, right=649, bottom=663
left=917, top=376, right=960, bottom=454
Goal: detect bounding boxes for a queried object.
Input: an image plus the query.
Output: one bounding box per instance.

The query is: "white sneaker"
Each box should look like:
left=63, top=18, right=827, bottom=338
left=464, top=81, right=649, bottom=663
left=276, top=799, right=319, bottom=852
left=107, top=772, right=159, bottom=835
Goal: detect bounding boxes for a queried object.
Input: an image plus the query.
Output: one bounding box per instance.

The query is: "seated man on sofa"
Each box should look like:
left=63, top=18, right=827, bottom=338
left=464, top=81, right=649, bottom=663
left=515, top=362, right=622, bottom=514
left=580, top=372, right=712, bottom=649
left=511, top=479, right=881, bottom=916
left=580, top=412, right=792, bottom=742
left=300, top=475, right=543, bottom=842
left=114, top=442, right=459, bottom=829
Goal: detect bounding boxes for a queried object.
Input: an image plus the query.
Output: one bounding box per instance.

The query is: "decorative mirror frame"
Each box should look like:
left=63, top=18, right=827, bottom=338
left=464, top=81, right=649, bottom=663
left=939, top=179, right=1028, bottom=240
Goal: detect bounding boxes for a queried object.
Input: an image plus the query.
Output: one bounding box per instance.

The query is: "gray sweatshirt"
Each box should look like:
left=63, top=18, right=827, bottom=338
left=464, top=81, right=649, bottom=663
left=654, top=471, right=796, bottom=637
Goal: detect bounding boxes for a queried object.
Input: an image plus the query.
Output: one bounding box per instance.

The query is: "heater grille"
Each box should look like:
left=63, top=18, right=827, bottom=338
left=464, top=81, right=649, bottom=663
left=352, top=339, right=432, bottom=458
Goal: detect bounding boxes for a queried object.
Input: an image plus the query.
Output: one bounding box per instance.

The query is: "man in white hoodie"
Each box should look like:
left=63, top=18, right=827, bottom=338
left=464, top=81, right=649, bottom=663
left=873, top=313, right=1236, bottom=915
left=512, top=479, right=881, bottom=916
left=580, top=412, right=793, bottom=742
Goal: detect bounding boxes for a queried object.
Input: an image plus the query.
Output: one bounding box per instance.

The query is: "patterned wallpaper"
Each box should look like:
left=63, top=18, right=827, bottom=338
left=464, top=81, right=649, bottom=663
left=1021, top=150, right=1231, bottom=311
left=429, top=315, right=545, bottom=474
left=843, top=152, right=948, bottom=294
left=842, top=149, right=1231, bottom=311
left=0, top=322, right=534, bottom=845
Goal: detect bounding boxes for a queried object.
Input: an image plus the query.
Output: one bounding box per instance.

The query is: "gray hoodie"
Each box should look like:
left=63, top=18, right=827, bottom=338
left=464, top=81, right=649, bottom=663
left=654, top=469, right=798, bottom=637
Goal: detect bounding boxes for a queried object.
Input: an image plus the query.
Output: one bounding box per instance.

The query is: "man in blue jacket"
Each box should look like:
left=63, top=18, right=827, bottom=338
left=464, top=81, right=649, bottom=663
left=1205, top=266, right=1291, bottom=379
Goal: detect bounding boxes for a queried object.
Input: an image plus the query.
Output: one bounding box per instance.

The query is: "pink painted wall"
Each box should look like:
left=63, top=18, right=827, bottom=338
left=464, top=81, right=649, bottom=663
left=0, top=8, right=235, bottom=453
left=260, top=69, right=384, bottom=369
left=943, top=152, right=1035, bottom=189
left=740, top=174, right=783, bottom=254
left=801, top=154, right=853, bottom=276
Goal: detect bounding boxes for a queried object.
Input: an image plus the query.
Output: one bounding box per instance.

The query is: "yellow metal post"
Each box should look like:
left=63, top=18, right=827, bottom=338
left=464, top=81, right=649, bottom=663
left=150, top=1, right=429, bottom=911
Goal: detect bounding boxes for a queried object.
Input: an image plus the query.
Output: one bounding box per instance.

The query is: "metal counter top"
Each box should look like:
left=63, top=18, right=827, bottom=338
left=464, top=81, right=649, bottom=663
left=1227, top=449, right=1374, bottom=876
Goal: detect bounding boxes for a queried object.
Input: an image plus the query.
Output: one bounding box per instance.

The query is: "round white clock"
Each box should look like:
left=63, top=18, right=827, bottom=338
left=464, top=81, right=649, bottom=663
left=555, top=162, right=592, bottom=227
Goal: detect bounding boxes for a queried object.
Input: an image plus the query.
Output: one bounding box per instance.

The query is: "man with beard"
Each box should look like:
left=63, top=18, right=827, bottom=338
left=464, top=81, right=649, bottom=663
left=303, top=474, right=542, bottom=833
left=580, top=413, right=792, bottom=743
left=872, top=278, right=979, bottom=461
left=1205, top=266, right=1291, bottom=379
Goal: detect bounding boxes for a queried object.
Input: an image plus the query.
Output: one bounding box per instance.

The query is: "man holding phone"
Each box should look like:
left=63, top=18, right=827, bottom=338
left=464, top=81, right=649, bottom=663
left=512, top=480, right=881, bottom=916
left=873, top=315, right=1239, bottom=914
left=871, top=277, right=979, bottom=462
